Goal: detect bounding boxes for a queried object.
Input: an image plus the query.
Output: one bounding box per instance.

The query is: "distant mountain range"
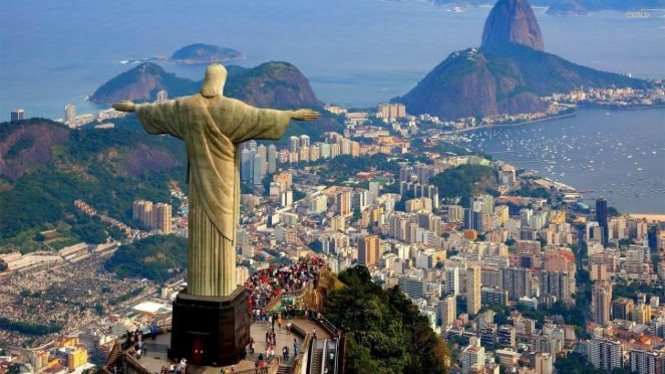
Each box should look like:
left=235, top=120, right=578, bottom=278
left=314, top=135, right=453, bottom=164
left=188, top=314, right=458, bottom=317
left=90, top=61, right=321, bottom=109
left=398, top=0, right=649, bottom=120
left=430, top=0, right=665, bottom=13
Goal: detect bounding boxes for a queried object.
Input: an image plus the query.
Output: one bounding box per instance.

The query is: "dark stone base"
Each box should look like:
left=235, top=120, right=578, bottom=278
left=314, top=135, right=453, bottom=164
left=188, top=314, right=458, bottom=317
left=169, top=287, right=250, bottom=367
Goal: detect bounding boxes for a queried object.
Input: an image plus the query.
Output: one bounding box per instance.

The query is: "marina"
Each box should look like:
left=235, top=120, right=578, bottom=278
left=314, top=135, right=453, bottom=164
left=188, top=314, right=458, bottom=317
left=457, top=108, right=665, bottom=213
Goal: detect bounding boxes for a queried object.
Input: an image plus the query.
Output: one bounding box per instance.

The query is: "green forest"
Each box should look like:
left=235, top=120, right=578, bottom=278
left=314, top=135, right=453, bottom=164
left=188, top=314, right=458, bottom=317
left=324, top=266, right=450, bottom=374
left=430, top=164, right=495, bottom=205
left=0, top=120, right=186, bottom=253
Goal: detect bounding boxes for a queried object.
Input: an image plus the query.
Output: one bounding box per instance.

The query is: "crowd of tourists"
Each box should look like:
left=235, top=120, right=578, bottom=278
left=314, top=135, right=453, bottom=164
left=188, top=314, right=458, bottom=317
left=244, top=256, right=325, bottom=313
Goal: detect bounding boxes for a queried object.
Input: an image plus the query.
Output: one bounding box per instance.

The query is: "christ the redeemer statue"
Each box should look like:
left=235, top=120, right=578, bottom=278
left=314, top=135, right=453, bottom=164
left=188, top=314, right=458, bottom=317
left=114, top=64, right=320, bottom=298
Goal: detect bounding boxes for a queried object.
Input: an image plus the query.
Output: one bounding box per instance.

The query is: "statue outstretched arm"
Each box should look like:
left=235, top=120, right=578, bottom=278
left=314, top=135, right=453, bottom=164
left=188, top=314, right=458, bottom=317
left=291, top=109, right=321, bottom=121
left=113, top=99, right=184, bottom=140
left=225, top=100, right=320, bottom=143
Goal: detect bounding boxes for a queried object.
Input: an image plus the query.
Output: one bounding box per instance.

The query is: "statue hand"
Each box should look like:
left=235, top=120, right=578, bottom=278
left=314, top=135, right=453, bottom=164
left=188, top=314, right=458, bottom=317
left=113, top=100, right=136, bottom=113
left=291, top=109, right=321, bottom=121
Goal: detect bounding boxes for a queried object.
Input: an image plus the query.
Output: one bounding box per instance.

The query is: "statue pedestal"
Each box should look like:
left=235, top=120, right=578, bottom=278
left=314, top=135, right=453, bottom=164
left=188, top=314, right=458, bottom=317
left=169, top=286, right=250, bottom=367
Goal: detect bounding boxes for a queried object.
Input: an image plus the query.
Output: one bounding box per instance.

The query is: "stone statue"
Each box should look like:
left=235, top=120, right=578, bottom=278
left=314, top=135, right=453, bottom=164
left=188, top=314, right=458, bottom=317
left=114, top=64, right=320, bottom=297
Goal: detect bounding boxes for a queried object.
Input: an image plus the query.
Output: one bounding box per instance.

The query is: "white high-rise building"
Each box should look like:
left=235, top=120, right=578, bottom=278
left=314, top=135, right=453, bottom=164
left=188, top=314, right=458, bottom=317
left=589, top=338, right=623, bottom=372
left=535, top=353, right=553, bottom=374
left=10, top=108, right=25, bottom=122
left=630, top=349, right=664, bottom=374
left=289, top=136, right=299, bottom=152
left=258, top=144, right=267, bottom=178
left=252, top=153, right=262, bottom=185
left=461, top=338, right=485, bottom=374
left=156, top=90, right=168, bottom=102
left=300, top=134, right=310, bottom=147
left=445, top=267, right=460, bottom=296
left=64, top=104, right=76, bottom=124
left=241, top=149, right=252, bottom=182
left=439, top=294, right=457, bottom=328
left=369, top=182, right=379, bottom=205
left=309, top=195, right=328, bottom=214
left=267, top=144, right=277, bottom=173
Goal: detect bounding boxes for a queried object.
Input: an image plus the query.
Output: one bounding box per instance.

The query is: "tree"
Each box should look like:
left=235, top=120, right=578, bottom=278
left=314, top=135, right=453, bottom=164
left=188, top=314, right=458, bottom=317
left=325, top=266, right=449, bottom=374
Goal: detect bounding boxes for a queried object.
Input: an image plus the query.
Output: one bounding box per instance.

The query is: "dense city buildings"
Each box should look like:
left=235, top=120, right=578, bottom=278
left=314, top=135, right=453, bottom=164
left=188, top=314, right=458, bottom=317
left=3, top=70, right=665, bottom=374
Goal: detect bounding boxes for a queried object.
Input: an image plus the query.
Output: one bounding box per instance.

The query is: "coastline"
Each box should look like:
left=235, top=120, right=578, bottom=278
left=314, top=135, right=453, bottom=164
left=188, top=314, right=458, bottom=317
left=578, top=103, right=665, bottom=111
left=451, top=111, right=577, bottom=134
left=628, top=214, right=665, bottom=223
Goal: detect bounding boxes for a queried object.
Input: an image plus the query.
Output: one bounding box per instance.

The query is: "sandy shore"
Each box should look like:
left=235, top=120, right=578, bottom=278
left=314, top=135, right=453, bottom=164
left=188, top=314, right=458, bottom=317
left=628, top=214, right=665, bottom=222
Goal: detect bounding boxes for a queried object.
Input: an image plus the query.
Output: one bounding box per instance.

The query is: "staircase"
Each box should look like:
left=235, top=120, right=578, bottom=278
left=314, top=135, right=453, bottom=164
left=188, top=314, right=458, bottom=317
left=277, top=365, right=292, bottom=374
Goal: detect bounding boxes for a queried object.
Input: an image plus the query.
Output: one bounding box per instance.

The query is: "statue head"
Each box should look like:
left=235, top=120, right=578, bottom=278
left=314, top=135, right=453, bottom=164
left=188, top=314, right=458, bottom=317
left=200, top=64, right=227, bottom=98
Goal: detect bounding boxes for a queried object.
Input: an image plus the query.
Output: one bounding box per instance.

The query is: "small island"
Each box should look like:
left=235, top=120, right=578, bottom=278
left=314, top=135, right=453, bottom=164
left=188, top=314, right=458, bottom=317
left=168, top=43, right=245, bottom=64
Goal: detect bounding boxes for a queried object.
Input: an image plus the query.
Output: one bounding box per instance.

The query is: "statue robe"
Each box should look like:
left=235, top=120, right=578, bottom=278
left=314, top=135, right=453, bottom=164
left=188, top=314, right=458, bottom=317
left=135, top=93, right=292, bottom=297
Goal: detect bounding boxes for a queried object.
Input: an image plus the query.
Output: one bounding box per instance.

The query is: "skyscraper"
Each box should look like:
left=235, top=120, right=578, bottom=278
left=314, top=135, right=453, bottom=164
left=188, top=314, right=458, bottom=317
left=289, top=136, right=299, bottom=152
left=258, top=144, right=267, bottom=178
left=252, top=153, right=262, bottom=185
left=445, top=266, right=460, bottom=296
left=369, top=181, right=379, bottom=205
left=467, top=266, right=482, bottom=316
left=592, top=281, right=613, bottom=325
left=590, top=337, right=623, bottom=372
left=501, top=267, right=533, bottom=301
left=154, top=203, right=172, bottom=234
left=267, top=144, right=277, bottom=174
left=596, top=197, right=609, bottom=245
left=156, top=90, right=168, bottom=102
left=357, top=235, right=380, bottom=267
left=133, top=200, right=154, bottom=228
left=440, top=294, right=457, bottom=328
left=336, top=191, right=351, bottom=215
left=64, top=104, right=76, bottom=124
left=299, top=134, right=310, bottom=147
left=241, top=149, right=252, bottom=182
left=10, top=109, right=24, bottom=122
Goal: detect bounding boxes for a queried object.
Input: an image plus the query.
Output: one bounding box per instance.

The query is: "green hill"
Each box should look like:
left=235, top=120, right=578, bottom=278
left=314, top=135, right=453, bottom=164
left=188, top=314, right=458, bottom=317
left=170, top=43, right=244, bottom=64
left=0, top=119, right=186, bottom=252
left=90, top=61, right=321, bottom=109
left=324, top=266, right=450, bottom=374
left=104, top=235, right=186, bottom=282
left=430, top=164, right=497, bottom=204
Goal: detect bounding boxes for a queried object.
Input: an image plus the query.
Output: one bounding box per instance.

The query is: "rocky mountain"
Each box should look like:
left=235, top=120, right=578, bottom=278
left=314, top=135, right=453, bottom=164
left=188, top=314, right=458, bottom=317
left=224, top=62, right=321, bottom=109
left=0, top=119, right=70, bottom=180
left=398, top=0, right=648, bottom=120
left=170, top=43, right=245, bottom=64
left=90, top=61, right=321, bottom=109
left=482, top=0, right=544, bottom=51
